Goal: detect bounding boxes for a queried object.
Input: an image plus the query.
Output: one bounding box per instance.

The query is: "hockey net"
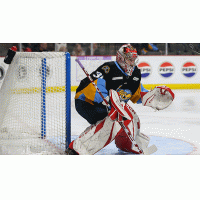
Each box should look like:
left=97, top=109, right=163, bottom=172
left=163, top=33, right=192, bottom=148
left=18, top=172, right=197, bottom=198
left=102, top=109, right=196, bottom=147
left=0, top=52, right=71, bottom=155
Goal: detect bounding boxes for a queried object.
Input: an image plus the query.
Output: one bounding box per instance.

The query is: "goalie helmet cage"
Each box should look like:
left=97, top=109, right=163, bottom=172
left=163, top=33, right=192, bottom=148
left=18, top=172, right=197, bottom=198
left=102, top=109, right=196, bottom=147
left=0, top=52, right=71, bottom=155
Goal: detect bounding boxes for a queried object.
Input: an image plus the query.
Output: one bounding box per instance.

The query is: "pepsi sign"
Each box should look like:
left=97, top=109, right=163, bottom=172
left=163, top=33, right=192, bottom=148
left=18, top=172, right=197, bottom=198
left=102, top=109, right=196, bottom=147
left=181, top=62, right=197, bottom=78
left=138, top=62, right=151, bottom=78
left=159, top=62, right=174, bottom=78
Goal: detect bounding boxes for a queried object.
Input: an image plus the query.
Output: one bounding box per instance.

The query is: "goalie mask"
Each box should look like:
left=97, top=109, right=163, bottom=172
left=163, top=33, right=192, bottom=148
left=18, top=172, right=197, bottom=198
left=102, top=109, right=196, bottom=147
left=116, top=44, right=139, bottom=76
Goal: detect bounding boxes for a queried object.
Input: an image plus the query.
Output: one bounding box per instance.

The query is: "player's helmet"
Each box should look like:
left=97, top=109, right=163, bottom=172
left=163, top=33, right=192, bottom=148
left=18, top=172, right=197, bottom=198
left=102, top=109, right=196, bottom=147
left=116, top=44, right=139, bottom=76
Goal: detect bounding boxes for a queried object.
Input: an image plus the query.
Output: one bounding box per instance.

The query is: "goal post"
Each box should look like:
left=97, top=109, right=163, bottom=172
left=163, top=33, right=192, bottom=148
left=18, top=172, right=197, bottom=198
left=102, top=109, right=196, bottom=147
left=0, top=51, right=71, bottom=155
left=66, top=52, right=71, bottom=149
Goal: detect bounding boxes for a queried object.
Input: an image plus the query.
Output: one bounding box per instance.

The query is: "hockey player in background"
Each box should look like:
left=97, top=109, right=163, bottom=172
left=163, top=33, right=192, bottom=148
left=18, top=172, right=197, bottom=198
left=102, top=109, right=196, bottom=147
left=66, top=44, right=175, bottom=155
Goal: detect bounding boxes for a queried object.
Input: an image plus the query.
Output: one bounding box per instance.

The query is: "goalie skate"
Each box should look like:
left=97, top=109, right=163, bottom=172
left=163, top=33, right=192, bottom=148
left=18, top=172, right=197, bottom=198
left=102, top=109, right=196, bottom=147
left=65, top=148, right=79, bottom=155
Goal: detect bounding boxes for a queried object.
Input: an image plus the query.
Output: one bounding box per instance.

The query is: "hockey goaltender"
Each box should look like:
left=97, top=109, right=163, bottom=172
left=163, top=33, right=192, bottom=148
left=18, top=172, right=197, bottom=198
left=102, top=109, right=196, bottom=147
left=66, top=44, right=175, bottom=155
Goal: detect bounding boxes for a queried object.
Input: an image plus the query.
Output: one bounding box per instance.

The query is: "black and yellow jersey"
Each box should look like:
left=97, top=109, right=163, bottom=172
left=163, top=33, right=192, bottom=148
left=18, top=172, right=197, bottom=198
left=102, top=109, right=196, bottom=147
left=75, top=61, right=148, bottom=105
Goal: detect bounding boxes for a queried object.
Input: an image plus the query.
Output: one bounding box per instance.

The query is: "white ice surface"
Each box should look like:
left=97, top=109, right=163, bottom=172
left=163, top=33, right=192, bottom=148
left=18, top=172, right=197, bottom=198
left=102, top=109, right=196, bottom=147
left=71, top=90, right=200, bottom=155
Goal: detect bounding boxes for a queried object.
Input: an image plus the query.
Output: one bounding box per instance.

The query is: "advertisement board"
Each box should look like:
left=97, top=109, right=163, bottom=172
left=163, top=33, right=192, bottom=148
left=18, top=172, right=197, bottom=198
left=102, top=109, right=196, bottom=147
left=1, top=55, right=200, bottom=90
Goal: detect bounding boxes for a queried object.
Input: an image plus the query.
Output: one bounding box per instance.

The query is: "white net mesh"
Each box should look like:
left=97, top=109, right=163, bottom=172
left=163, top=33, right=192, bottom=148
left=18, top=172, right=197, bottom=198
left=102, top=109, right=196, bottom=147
left=0, top=52, right=70, bottom=155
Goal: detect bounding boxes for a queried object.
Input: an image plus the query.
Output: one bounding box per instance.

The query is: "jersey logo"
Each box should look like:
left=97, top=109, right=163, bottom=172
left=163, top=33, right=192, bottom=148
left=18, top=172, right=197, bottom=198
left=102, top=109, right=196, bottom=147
left=133, top=77, right=139, bottom=81
left=102, top=65, right=110, bottom=74
left=116, top=88, right=132, bottom=103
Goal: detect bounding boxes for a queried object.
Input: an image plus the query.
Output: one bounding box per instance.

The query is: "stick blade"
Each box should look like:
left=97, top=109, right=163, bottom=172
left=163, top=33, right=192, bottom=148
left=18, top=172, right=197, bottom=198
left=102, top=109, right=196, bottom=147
left=143, top=144, right=157, bottom=155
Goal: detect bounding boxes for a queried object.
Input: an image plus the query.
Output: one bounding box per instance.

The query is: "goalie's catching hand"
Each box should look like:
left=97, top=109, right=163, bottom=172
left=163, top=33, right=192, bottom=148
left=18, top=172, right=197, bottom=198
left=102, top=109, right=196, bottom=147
left=141, top=86, right=175, bottom=111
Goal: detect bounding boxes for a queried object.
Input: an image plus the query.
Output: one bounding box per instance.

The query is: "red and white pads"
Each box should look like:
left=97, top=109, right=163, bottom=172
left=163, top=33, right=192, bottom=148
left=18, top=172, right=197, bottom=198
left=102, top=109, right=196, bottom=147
left=70, top=90, right=140, bottom=155
left=115, top=128, right=158, bottom=155
left=70, top=117, right=122, bottom=155
left=70, top=89, right=157, bottom=155
left=109, top=90, right=157, bottom=154
left=141, top=86, right=175, bottom=111
left=109, top=89, right=133, bottom=121
left=71, top=114, right=139, bottom=155
left=115, top=131, right=150, bottom=154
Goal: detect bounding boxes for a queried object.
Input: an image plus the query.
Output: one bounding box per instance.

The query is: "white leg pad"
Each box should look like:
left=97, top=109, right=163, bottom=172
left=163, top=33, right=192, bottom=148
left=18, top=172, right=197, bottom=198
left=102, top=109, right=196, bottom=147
left=73, top=116, right=122, bottom=155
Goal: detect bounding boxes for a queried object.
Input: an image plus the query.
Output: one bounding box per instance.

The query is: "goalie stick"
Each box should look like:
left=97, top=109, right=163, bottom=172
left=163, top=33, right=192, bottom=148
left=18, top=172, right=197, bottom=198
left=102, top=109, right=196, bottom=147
left=75, top=58, right=157, bottom=155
